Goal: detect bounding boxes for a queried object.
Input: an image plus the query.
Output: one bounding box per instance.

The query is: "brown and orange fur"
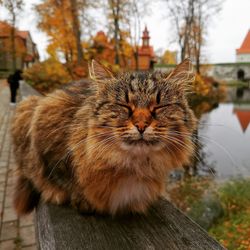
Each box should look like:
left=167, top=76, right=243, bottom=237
left=11, top=59, right=197, bottom=216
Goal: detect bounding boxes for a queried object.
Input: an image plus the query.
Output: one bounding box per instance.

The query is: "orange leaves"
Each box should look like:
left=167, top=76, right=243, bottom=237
left=35, top=0, right=77, bottom=62
left=86, top=30, right=134, bottom=71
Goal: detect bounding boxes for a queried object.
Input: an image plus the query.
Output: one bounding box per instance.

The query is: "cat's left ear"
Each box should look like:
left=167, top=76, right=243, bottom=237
left=165, top=58, right=195, bottom=91
left=88, top=60, right=115, bottom=82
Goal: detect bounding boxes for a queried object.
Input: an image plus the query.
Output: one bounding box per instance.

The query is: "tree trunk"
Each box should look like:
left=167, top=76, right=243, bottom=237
left=110, top=0, right=120, bottom=65
left=134, top=47, right=139, bottom=71
left=196, top=58, right=200, bottom=74
left=61, top=0, right=74, bottom=64
left=70, top=0, right=84, bottom=65
left=11, top=15, right=16, bottom=72
left=114, top=16, right=120, bottom=65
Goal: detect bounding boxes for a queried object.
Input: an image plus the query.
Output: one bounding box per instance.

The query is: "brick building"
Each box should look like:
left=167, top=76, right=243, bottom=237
left=0, top=21, right=39, bottom=77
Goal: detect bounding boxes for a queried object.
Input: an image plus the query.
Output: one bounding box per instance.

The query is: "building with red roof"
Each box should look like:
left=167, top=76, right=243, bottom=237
left=92, top=26, right=156, bottom=71
left=236, top=30, right=250, bottom=62
left=0, top=21, right=39, bottom=76
left=131, top=26, right=156, bottom=70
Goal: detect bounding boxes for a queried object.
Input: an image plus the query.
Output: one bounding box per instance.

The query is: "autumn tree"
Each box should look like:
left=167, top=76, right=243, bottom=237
left=36, top=0, right=75, bottom=63
left=1, top=0, right=24, bottom=71
left=164, top=0, right=222, bottom=73
left=189, top=0, right=222, bottom=73
left=35, top=0, right=94, bottom=66
left=161, top=50, right=177, bottom=64
left=127, top=0, right=142, bottom=70
left=106, top=0, right=149, bottom=68
left=107, top=0, right=122, bottom=65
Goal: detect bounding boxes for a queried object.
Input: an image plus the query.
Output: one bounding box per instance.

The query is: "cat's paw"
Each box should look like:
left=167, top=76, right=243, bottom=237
left=42, top=188, right=69, bottom=205
left=71, top=198, right=95, bottom=215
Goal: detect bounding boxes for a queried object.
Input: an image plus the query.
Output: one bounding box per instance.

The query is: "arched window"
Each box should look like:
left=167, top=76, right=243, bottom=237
left=237, top=69, right=245, bottom=80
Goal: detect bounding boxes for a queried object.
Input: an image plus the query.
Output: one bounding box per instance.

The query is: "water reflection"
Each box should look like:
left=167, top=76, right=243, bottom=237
left=233, top=104, right=250, bottom=133
left=193, top=87, right=250, bottom=179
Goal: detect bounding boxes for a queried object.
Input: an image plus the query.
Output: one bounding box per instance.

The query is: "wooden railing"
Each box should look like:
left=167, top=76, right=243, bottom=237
left=19, top=81, right=226, bottom=250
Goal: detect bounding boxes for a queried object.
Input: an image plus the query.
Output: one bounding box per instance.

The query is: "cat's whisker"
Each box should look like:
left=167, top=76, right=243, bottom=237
left=178, top=117, right=242, bottom=135
left=157, top=132, right=205, bottom=160
left=85, top=135, right=118, bottom=158
left=160, top=141, right=183, bottom=169
left=90, top=138, right=118, bottom=163
left=72, top=133, right=119, bottom=163
left=45, top=124, right=119, bottom=138
left=159, top=134, right=196, bottom=156
left=158, top=134, right=213, bottom=176
left=166, top=130, right=243, bottom=175
left=47, top=132, right=117, bottom=178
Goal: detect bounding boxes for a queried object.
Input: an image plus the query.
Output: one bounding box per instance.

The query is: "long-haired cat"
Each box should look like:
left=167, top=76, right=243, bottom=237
left=11, top=59, right=197, bottom=215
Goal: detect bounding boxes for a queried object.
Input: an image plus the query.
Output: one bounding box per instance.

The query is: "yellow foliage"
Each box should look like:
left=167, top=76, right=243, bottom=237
left=161, top=50, right=177, bottom=64
left=193, top=74, right=211, bottom=96
left=35, top=0, right=77, bottom=62
left=23, top=58, right=72, bottom=93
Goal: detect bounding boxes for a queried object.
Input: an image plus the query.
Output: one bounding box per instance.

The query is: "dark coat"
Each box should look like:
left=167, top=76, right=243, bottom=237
left=8, top=70, right=23, bottom=89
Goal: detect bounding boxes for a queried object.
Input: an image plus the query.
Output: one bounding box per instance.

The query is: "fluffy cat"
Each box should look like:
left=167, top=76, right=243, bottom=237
left=11, top=59, right=197, bottom=215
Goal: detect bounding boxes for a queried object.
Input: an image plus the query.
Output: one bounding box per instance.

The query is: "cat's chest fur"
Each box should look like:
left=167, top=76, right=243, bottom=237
left=81, top=154, right=165, bottom=214
left=108, top=175, right=152, bottom=214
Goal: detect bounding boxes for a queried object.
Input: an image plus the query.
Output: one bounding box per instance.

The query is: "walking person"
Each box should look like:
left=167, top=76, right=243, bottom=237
left=7, top=69, right=23, bottom=105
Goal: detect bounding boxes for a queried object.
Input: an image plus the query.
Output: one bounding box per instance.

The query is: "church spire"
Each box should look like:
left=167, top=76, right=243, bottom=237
left=142, top=25, right=150, bottom=47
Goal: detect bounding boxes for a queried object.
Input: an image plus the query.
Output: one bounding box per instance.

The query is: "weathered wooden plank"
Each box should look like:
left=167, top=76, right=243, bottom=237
left=36, top=199, right=225, bottom=250
left=20, top=82, right=225, bottom=250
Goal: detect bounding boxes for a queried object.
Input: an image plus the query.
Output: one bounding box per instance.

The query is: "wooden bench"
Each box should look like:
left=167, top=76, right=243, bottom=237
left=19, top=81, right=225, bottom=250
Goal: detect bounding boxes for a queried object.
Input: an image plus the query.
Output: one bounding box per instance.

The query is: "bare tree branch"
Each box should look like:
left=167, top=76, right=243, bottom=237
left=164, top=0, right=223, bottom=72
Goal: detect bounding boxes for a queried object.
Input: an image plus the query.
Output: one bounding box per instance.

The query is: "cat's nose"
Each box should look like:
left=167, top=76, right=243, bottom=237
left=132, top=108, right=152, bottom=134
left=135, top=122, right=147, bottom=134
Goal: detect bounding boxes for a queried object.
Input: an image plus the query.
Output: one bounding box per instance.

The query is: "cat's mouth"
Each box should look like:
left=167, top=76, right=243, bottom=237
left=120, top=137, right=162, bottom=153
left=123, top=138, right=159, bottom=146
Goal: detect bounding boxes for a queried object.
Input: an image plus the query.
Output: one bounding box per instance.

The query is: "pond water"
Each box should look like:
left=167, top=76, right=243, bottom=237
left=197, top=87, right=250, bottom=179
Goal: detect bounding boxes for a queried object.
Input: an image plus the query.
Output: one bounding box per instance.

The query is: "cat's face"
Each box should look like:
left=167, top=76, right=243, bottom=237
left=89, top=60, right=197, bottom=157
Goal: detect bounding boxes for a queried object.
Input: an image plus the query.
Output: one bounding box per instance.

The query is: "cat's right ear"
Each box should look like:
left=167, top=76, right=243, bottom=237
left=164, top=58, right=195, bottom=92
left=88, top=60, right=115, bottom=82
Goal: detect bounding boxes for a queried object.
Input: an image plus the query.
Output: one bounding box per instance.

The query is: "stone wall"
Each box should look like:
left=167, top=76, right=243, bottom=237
left=156, top=62, right=250, bottom=82
left=236, top=54, right=250, bottom=63
left=206, top=63, right=250, bottom=81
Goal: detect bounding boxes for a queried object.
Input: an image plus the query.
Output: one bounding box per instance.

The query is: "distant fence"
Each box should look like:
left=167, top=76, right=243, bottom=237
left=19, top=81, right=226, bottom=250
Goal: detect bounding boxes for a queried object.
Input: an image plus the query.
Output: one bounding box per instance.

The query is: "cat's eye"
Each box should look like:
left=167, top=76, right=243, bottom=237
left=116, top=103, right=133, bottom=117
left=156, top=91, right=161, bottom=104
left=152, top=103, right=182, bottom=114
left=125, top=90, right=129, bottom=103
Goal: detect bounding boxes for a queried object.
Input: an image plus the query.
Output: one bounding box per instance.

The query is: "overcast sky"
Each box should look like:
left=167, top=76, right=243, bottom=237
left=1, top=0, right=250, bottom=63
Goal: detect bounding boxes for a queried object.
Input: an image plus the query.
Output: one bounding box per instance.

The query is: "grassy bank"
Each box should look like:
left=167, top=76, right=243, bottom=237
left=223, top=80, right=250, bottom=88
left=209, top=179, right=250, bottom=250
left=169, top=177, right=250, bottom=250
